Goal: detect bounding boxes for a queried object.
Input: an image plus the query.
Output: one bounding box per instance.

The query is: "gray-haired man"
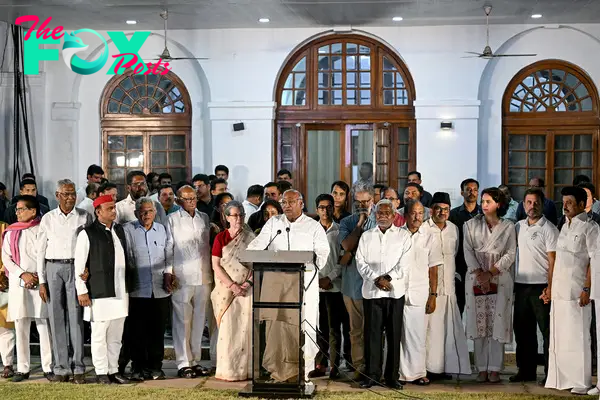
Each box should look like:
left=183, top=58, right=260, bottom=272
left=37, top=179, right=92, bottom=383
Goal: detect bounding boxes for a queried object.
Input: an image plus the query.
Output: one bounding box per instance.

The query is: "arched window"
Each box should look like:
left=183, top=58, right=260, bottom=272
left=503, top=60, right=600, bottom=205
left=275, top=34, right=416, bottom=202
left=100, top=69, right=191, bottom=197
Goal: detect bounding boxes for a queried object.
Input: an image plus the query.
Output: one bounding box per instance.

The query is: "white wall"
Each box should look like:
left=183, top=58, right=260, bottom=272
left=4, top=22, right=600, bottom=207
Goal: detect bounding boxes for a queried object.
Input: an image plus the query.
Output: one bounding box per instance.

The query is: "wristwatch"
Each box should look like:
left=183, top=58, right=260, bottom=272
left=583, top=287, right=590, bottom=293
left=429, top=292, right=438, bottom=297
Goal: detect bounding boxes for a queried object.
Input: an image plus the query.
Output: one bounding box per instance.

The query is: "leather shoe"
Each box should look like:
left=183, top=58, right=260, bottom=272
left=97, top=374, right=111, bottom=384
left=329, top=368, right=340, bottom=380
left=44, top=372, right=55, bottom=382
left=12, top=372, right=29, bottom=382
left=52, top=374, right=70, bottom=383
left=509, top=373, right=536, bottom=383
left=151, top=370, right=166, bottom=380
left=109, top=373, right=130, bottom=384
left=307, top=368, right=326, bottom=378
left=73, top=374, right=86, bottom=384
left=359, top=379, right=376, bottom=389
left=386, top=380, right=403, bottom=390
left=129, top=371, right=145, bottom=382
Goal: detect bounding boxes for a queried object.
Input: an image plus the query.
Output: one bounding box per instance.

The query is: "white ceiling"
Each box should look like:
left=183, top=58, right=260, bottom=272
left=1, top=0, right=599, bottom=30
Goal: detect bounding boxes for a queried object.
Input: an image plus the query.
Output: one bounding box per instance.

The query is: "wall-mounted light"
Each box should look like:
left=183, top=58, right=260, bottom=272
left=440, top=121, right=453, bottom=130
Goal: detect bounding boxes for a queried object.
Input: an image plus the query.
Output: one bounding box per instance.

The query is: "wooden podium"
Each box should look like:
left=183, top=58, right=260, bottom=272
left=238, top=250, right=316, bottom=399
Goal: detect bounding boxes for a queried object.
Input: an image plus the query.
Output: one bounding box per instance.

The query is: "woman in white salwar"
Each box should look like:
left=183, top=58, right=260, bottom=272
left=464, top=187, right=516, bottom=383
left=211, top=201, right=255, bottom=381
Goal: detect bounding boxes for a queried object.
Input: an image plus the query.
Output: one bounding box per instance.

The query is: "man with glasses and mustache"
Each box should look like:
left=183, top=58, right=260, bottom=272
left=247, top=189, right=329, bottom=384
left=422, top=192, right=471, bottom=380
left=449, top=178, right=481, bottom=316
left=338, top=182, right=377, bottom=380
left=116, top=171, right=167, bottom=227
left=36, top=179, right=92, bottom=383
left=166, top=185, right=213, bottom=379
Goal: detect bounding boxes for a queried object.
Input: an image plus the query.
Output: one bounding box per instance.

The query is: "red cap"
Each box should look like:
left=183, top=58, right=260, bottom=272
left=93, top=194, right=115, bottom=209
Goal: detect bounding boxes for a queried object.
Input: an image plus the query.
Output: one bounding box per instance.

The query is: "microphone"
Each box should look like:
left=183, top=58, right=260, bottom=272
left=286, top=227, right=291, bottom=250
left=264, top=229, right=282, bottom=250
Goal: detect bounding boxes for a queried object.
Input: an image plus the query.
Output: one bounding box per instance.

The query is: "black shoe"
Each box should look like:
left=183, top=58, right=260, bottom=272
left=307, top=368, right=326, bottom=378
left=359, top=379, right=376, bottom=388
left=538, top=377, right=547, bottom=386
left=329, top=368, right=340, bottom=380
left=129, top=371, right=144, bottom=382
left=12, top=372, right=29, bottom=382
left=151, top=371, right=166, bottom=381
left=52, top=374, right=70, bottom=383
left=109, top=373, right=130, bottom=384
left=73, top=374, right=86, bottom=384
left=97, top=374, right=111, bottom=384
left=386, top=380, right=404, bottom=390
left=509, top=373, right=537, bottom=383
left=44, top=372, right=55, bottom=382
left=191, top=365, right=210, bottom=377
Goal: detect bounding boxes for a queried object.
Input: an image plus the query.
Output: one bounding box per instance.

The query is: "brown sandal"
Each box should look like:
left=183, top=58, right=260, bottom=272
left=2, top=366, right=13, bottom=379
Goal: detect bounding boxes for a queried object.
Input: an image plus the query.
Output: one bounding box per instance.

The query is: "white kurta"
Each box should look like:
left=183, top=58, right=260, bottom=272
left=247, top=213, right=330, bottom=381
left=546, top=212, right=598, bottom=391
left=463, top=215, right=516, bottom=343
left=399, top=224, right=443, bottom=381
left=74, top=229, right=128, bottom=322
left=422, top=219, right=471, bottom=375
left=1, top=226, right=48, bottom=321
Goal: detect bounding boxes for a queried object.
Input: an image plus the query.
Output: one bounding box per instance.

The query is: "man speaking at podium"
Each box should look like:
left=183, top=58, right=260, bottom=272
left=247, top=189, right=330, bottom=383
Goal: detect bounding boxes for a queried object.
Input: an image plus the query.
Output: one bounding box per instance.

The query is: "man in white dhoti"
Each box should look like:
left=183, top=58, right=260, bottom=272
left=544, top=186, right=599, bottom=394
left=355, top=200, right=412, bottom=389
left=166, top=185, right=213, bottom=379
left=247, top=189, right=329, bottom=383
left=75, top=195, right=131, bottom=385
left=423, top=192, right=471, bottom=380
left=511, top=188, right=557, bottom=386
left=1, top=195, right=53, bottom=382
left=398, top=199, right=443, bottom=386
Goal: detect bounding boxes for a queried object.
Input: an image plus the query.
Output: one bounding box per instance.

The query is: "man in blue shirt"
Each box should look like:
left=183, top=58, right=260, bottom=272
left=123, top=197, right=173, bottom=381
left=338, top=181, right=376, bottom=380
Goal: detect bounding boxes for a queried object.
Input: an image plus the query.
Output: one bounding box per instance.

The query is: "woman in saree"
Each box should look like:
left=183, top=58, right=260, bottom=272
left=463, top=187, right=516, bottom=383
left=211, top=200, right=255, bottom=381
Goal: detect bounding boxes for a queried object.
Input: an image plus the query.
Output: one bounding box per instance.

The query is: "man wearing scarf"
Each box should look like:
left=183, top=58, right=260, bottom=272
left=75, top=195, right=131, bottom=385
left=1, top=195, right=53, bottom=382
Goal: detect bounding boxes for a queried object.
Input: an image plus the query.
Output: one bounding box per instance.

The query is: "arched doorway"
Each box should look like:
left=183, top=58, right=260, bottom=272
left=100, top=69, right=192, bottom=198
left=274, top=33, right=416, bottom=203
left=502, top=60, right=600, bottom=207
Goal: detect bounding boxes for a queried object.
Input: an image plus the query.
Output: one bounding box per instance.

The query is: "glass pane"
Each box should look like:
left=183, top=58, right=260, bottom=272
left=151, top=135, right=168, bottom=150
left=294, top=73, right=306, bottom=89
left=151, top=152, right=167, bottom=167
left=318, top=56, right=329, bottom=70
left=126, top=135, right=142, bottom=150
left=120, top=105, right=131, bottom=113
left=138, top=85, right=147, bottom=97
left=346, top=90, right=356, bottom=105
left=383, top=90, right=394, bottom=105
left=575, top=152, right=593, bottom=167
left=554, top=152, right=572, bottom=167
left=169, top=151, right=186, bottom=166
left=528, top=169, right=545, bottom=181
left=359, top=45, right=370, bottom=54
left=512, top=186, right=526, bottom=203
left=120, top=77, right=133, bottom=90
left=293, top=57, right=306, bottom=72
left=122, top=95, right=133, bottom=106
left=111, top=87, right=124, bottom=101
left=318, top=72, right=329, bottom=89
left=554, top=135, right=572, bottom=150
left=133, top=75, right=145, bottom=85
left=108, top=136, right=125, bottom=150
left=528, top=135, right=546, bottom=150
left=347, top=43, right=358, bottom=54
left=129, top=89, right=140, bottom=100
left=132, top=104, right=142, bottom=113
left=554, top=187, right=564, bottom=203
left=170, top=135, right=186, bottom=150
left=574, top=134, right=592, bottom=150
left=332, top=90, right=342, bottom=105
left=282, top=144, right=292, bottom=159
left=508, top=135, right=526, bottom=150
left=554, top=169, right=573, bottom=185
left=281, top=90, right=293, bottom=106
left=307, top=130, right=341, bottom=209
left=294, top=90, right=306, bottom=106
left=332, top=56, right=342, bottom=71
left=396, top=90, right=408, bottom=105
left=360, top=90, right=371, bottom=105
left=359, top=55, right=370, bottom=70
left=349, top=129, right=374, bottom=185
left=528, top=152, right=545, bottom=167
left=395, top=73, right=405, bottom=88
left=581, top=97, right=593, bottom=111
left=346, top=72, right=356, bottom=88
left=383, top=56, right=395, bottom=71
left=397, top=127, right=409, bottom=142
left=126, top=151, right=143, bottom=168
left=318, top=45, right=329, bottom=54
left=318, top=90, right=329, bottom=105
left=332, top=73, right=342, bottom=88
left=575, top=169, right=593, bottom=179
left=383, top=72, right=394, bottom=88
left=398, top=162, right=409, bottom=178
left=360, top=72, right=370, bottom=88
left=109, top=152, right=125, bottom=167
left=108, top=168, right=125, bottom=183
left=283, top=74, right=293, bottom=89
left=169, top=168, right=187, bottom=183
left=508, top=151, right=526, bottom=167
left=399, top=144, right=409, bottom=160
left=346, top=55, right=357, bottom=70
left=574, top=83, right=589, bottom=99
left=508, top=168, right=526, bottom=185
left=331, top=43, right=342, bottom=54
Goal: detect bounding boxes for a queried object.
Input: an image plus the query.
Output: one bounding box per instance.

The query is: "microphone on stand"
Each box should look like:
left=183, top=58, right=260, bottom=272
left=264, top=229, right=282, bottom=250
left=286, top=227, right=291, bottom=250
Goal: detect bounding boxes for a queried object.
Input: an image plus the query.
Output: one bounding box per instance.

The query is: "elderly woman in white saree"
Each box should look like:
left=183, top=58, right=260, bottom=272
left=463, top=187, right=516, bottom=383
left=211, top=201, right=255, bottom=381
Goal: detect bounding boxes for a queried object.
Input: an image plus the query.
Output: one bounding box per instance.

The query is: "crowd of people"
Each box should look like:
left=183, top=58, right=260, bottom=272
left=0, top=163, right=599, bottom=395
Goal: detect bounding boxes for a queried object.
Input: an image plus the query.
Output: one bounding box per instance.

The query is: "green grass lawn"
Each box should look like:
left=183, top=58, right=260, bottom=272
left=0, top=384, right=586, bottom=400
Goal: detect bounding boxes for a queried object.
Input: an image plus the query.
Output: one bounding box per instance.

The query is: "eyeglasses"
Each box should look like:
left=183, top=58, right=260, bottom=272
left=180, top=197, right=197, bottom=203
left=15, top=207, right=31, bottom=213
left=57, top=192, right=77, bottom=198
left=317, top=205, right=333, bottom=210
left=433, top=206, right=450, bottom=213
left=228, top=214, right=244, bottom=219
left=139, top=210, right=155, bottom=216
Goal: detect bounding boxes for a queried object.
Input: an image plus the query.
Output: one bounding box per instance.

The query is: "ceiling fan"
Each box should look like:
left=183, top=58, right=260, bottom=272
left=144, top=10, right=209, bottom=61
left=463, top=5, right=537, bottom=59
